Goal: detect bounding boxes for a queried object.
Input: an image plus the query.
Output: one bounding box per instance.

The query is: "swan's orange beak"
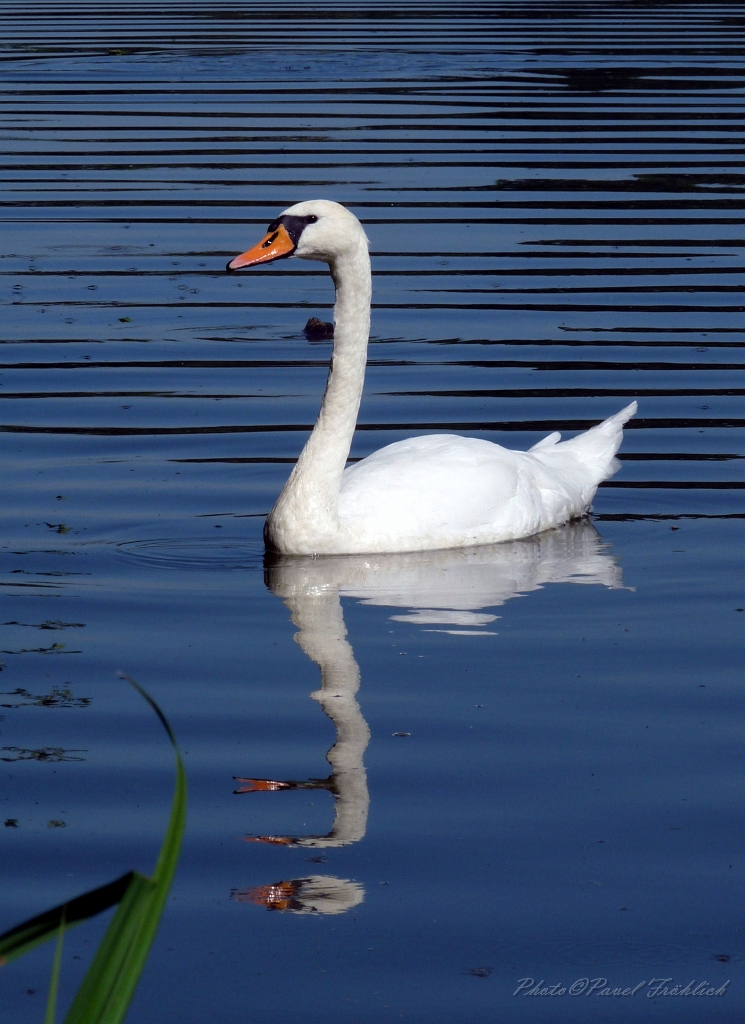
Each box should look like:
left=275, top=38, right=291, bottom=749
left=226, top=223, right=296, bottom=271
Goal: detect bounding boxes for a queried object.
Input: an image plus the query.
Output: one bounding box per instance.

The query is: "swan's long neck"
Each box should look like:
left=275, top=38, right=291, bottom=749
left=266, top=238, right=371, bottom=549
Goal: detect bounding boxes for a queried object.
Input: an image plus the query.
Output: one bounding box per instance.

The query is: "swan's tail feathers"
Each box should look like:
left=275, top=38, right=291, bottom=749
left=557, top=400, right=638, bottom=479
left=595, top=400, right=638, bottom=435
left=529, top=430, right=561, bottom=452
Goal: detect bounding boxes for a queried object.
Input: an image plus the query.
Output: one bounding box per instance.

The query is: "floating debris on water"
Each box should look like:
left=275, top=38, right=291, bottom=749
left=0, top=686, right=91, bottom=709
left=1, top=747, right=86, bottom=763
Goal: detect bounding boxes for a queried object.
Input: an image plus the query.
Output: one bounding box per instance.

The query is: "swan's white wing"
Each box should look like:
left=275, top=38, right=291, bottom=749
left=529, top=430, right=561, bottom=451
left=339, top=434, right=526, bottom=535
left=337, top=431, right=609, bottom=550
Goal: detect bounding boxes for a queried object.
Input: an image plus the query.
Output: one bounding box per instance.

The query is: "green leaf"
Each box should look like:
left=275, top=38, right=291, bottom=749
left=0, top=874, right=136, bottom=966
left=44, top=907, right=66, bottom=1024
left=0, top=675, right=187, bottom=1024
left=61, top=675, right=187, bottom=1024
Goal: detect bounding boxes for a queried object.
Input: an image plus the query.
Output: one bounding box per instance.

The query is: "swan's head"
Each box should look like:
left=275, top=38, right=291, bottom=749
left=226, top=199, right=367, bottom=271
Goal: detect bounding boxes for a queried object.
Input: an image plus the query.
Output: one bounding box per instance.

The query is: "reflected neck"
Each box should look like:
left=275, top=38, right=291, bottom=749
left=286, top=587, right=370, bottom=848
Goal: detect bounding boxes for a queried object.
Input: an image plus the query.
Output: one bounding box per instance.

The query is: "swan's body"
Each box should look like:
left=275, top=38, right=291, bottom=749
left=228, top=200, right=637, bottom=555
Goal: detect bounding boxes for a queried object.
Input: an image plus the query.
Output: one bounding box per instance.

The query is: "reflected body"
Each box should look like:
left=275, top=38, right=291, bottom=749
left=233, top=876, right=364, bottom=916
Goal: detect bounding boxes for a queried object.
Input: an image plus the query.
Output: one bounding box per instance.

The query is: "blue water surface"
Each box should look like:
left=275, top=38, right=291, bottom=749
left=0, top=2, right=743, bottom=1021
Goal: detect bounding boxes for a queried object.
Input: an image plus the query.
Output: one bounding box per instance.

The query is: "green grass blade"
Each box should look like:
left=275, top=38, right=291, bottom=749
left=0, top=676, right=186, bottom=1024
left=119, top=674, right=186, bottom=882
left=60, top=874, right=155, bottom=1023
left=61, top=676, right=187, bottom=1024
left=44, top=908, right=66, bottom=1024
left=0, top=874, right=135, bottom=967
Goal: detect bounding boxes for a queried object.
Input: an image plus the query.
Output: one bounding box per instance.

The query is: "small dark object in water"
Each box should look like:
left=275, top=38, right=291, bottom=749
left=4, top=818, right=18, bottom=827
left=714, top=954, right=731, bottom=962
left=468, top=967, right=492, bottom=978
left=304, top=316, right=334, bottom=340
left=562, top=68, right=641, bottom=93
left=392, top=731, right=411, bottom=737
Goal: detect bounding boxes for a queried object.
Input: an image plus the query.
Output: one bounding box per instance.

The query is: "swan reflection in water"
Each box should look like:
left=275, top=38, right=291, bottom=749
left=233, top=519, right=625, bottom=913
left=232, top=875, right=365, bottom=915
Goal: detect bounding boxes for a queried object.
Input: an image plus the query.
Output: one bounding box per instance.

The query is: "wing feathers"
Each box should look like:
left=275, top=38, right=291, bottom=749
left=529, top=431, right=561, bottom=452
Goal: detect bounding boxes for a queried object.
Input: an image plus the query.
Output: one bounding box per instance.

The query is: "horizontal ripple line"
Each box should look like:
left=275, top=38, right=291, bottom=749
left=2, top=418, right=743, bottom=436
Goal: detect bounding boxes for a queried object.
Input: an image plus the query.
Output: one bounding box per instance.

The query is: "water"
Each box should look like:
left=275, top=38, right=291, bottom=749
left=1, top=2, right=744, bottom=1021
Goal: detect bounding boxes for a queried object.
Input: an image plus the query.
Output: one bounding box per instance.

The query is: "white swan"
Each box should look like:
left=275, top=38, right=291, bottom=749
left=227, top=199, right=637, bottom=556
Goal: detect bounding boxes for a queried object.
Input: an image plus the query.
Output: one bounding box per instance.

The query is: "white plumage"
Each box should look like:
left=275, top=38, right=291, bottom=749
left=228, top=199, right=637, bottom=555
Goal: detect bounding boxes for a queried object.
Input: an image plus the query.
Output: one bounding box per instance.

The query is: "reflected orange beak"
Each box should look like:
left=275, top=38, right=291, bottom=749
left=245, top=882, right=297, bottom=910
left=244, top=835, right=296, bottom=846
left=234, top=778, right=292, bottom=794
left=233, top=882, right=297, bottom=910
left=226, top=223, right=296, bottom=271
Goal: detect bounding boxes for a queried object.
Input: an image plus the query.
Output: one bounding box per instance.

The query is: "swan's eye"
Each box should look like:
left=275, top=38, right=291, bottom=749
left=307, top=215, right=318, bottom=223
